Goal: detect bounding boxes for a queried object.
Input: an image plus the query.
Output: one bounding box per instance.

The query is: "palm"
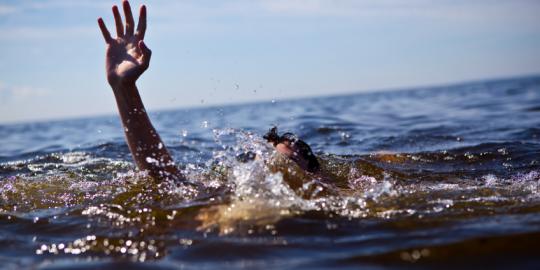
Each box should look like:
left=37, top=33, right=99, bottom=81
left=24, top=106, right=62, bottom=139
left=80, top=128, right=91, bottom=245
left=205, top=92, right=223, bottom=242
left=98, top=1, right=150, bottom=86
left=107, top=37, right=144, bottom=82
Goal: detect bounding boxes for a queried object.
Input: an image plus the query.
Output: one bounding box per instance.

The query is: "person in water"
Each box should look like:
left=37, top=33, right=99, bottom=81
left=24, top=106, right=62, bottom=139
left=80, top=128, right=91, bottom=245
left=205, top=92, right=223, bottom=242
left=97, top=1, right=320, bottom=182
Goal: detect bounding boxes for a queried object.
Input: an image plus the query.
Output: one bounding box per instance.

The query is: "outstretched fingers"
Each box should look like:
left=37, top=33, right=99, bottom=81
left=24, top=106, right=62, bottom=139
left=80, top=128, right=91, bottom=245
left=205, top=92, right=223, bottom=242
left=123, top=0, right=135, bottom=36
left=112, top=5, right=124, bottom=37
left=135, top=5, right=147, bottom=40
left=98, top=0, right=150, bottom=44
left=98, top=18, right=112, bottom=43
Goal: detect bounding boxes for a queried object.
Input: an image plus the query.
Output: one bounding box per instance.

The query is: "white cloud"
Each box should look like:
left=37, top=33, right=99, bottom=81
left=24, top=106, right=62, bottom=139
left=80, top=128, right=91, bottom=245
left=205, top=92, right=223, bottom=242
left=0, top=82, right=50, bottom=102
left=0, top=1, right=108, bottom=16
left=0, top=25, right=95, bottom=41
left=5, top=0, right=109, bottom=11
left=144, top=0, right=540, bottom=35
left=0, top=4, right=17, bottom=15
left=1, top=0, right=538, bottom=41
left=251, top=0, right=540, bottom=29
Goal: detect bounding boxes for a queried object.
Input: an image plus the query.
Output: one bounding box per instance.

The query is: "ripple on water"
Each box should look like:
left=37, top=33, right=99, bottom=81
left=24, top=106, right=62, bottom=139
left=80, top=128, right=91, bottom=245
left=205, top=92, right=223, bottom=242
left=1, top=77, right=540, bottom=269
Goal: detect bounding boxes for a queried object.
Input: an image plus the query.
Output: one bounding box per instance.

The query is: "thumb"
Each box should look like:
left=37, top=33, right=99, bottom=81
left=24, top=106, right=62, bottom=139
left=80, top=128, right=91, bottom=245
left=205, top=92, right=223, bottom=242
left=138, top=40, right=152, bottom=67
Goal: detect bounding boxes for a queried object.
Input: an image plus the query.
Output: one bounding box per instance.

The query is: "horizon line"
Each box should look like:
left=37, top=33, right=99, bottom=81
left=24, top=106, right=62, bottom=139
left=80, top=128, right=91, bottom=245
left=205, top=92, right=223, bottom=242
left=1, top=72, right=539, bottom=127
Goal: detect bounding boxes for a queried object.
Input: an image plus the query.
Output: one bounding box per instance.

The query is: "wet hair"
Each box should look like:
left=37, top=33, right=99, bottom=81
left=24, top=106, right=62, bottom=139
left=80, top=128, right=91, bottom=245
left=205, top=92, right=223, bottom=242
left=263, top=127, right=320, bottom=173
left=263, top=126, right=281, bottom=146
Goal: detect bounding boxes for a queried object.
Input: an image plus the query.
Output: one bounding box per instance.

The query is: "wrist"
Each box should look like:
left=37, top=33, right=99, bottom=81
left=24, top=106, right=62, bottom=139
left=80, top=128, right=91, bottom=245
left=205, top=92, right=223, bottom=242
left=109, top=78, right=136, bottom=93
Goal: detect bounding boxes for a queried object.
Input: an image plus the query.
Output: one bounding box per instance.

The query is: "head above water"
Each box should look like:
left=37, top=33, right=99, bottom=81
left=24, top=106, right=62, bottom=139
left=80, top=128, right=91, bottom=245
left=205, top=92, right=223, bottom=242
left=263, top=127, right=320, bottom=173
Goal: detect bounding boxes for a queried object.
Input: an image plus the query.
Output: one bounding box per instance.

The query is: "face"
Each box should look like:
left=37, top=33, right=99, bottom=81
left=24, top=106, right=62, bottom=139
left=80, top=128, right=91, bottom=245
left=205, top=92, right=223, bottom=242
left=274, top=141, right=295, bottom=157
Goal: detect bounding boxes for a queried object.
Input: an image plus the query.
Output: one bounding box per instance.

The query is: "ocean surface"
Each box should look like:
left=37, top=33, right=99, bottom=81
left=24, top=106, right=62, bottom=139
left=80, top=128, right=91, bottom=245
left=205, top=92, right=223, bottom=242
left=1, top=76, right=540, bottom=269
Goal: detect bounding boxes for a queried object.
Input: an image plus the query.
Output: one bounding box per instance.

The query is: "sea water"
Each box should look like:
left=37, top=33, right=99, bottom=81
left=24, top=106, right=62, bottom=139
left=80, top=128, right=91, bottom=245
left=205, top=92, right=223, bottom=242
left=1, top=76, right=539, bottom=269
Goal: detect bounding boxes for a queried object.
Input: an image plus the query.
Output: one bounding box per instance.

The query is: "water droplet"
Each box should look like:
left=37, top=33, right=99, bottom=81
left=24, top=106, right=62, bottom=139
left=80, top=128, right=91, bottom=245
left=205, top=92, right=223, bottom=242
left=340, top=132, right=351, bottom=141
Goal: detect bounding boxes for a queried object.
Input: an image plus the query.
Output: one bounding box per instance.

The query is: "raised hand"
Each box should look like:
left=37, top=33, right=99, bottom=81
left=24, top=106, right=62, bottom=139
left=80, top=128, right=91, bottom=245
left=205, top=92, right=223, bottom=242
left=98, top=0, right=150, bottom=87
left=96, top=1, right=183, bottom=182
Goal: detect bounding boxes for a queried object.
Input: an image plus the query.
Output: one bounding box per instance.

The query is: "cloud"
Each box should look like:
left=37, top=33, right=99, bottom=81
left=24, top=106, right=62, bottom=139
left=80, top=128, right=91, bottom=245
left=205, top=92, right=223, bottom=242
left=0, top=0, right=106, bottom=41
left=0, top=26, right=95, bottom=41
left=0, top=1, right=107, bottom=17
left=0, top=4, right=17, bottom=15
left=252, top=0, right=540, bottom=28
left=2, top=0, right=108, bottom=11
left=0, top=82, right=50, bottom=102
left=145, top=0, right=540, bottom=35
left=1, top=0, right=539, bottom=41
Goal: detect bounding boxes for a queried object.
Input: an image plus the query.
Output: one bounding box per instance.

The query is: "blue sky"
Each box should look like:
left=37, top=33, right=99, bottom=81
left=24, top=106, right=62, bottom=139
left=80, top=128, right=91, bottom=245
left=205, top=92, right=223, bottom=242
left=1, top=0, right=540, bottom=123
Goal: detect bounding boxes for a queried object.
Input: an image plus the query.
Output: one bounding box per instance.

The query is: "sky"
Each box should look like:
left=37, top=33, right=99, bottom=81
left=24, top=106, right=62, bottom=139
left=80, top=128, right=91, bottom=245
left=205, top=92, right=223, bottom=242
left=1, top=0, right=540, bottom=124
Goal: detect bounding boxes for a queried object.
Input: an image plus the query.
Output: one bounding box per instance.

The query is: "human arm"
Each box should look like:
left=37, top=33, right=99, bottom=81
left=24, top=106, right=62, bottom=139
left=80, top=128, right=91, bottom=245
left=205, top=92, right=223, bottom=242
left=97, top=1, right=183, bottom=181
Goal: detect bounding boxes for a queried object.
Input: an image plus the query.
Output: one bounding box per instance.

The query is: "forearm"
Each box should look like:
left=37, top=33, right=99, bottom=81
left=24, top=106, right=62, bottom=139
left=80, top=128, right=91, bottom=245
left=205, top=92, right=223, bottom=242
left=112, top=82, right=183, bottom=181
